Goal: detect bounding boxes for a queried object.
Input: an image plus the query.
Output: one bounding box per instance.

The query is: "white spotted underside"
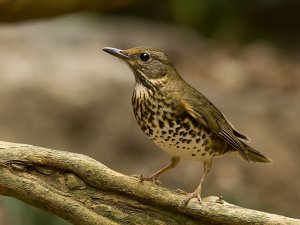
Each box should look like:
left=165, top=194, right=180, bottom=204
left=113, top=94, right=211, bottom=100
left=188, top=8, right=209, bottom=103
left=133, top=84, right=230, bottom=161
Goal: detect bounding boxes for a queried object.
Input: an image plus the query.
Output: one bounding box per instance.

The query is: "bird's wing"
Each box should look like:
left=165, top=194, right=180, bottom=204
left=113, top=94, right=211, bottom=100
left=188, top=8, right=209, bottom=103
left=180, top=91, right=249, bottom=159
left=221, top=112, right=250, bottom=142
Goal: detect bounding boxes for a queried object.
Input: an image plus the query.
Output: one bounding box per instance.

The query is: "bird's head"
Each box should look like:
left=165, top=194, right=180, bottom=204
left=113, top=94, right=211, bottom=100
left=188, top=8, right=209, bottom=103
left=103, top=46, right=178, bottom=88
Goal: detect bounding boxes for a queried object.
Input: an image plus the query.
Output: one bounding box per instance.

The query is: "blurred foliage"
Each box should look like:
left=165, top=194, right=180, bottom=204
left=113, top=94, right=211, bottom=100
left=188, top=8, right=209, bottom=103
left=0, top=0, right=136, bottom=22
left=116, top=0, right=300, bottom=48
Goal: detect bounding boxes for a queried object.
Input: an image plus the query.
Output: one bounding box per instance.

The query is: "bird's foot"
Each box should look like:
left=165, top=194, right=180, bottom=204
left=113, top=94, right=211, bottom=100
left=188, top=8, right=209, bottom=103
left=175, top=189, right=187, bottom=194
left=131, top=174, right=162, bottom=185
left=179, top=190, right=203, bottom=207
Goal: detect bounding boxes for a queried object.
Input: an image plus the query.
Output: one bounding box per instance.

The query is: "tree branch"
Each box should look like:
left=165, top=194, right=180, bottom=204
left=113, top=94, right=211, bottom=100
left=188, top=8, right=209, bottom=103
left=0, top=141, right=298, bottom=225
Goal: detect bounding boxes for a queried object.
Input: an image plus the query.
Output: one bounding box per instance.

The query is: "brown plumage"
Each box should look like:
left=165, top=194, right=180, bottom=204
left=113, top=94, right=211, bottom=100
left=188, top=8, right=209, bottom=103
left=103, top=46, right=272, bottom=206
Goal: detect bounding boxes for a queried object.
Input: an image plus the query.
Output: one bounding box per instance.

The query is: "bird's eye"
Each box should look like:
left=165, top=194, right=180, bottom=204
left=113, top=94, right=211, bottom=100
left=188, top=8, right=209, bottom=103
left=139, top=53, right=150, bottom=62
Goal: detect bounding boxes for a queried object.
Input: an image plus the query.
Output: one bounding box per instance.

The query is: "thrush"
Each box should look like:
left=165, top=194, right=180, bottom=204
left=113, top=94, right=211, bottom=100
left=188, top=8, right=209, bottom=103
left=102, top=46, right=272, bottom=206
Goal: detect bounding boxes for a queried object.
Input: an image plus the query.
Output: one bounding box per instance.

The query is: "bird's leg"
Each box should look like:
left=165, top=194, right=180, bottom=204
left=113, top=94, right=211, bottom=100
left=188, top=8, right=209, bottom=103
left=134, top=156, right=180, bottom=185
left=180, top=160, right=212, bottom=206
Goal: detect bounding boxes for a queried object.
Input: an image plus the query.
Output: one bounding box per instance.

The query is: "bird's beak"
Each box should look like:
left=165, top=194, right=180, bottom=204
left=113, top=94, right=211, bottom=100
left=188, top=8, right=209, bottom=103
left=102, top=47, right=129, bottom=60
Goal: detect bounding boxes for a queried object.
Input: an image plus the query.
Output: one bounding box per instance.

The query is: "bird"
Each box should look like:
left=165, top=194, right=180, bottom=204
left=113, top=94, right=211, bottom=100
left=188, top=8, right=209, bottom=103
left=102, top=46, right=272, bottom=206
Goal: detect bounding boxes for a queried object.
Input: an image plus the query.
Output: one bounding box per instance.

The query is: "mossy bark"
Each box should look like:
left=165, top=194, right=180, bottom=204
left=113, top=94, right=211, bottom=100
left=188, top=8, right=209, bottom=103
left=0, top=141, right=298, bottom=225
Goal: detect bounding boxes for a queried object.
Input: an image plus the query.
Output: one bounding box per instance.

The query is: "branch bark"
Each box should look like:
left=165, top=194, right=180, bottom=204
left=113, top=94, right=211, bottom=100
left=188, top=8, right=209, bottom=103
left=0, top=141, right=298, bottom=225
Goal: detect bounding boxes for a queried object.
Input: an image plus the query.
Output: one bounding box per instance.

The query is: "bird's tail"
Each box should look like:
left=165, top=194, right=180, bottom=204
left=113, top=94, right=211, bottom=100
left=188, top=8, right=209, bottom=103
left=239, top=144, right=272, bottom=163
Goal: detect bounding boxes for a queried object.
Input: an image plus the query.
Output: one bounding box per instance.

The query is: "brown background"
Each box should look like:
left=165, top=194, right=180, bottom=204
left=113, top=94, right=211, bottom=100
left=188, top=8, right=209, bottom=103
left=0, top=5, right=299, bottom=224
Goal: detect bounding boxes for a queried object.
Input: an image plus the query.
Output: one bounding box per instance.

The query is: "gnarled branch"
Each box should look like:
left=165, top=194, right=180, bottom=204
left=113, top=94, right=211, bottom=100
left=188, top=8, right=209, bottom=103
left=0, top=141, right=298, bottom=225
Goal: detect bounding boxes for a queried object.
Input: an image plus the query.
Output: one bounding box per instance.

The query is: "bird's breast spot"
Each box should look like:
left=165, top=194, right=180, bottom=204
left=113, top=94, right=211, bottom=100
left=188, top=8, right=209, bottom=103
left=150, top=136, right=211, bottom=160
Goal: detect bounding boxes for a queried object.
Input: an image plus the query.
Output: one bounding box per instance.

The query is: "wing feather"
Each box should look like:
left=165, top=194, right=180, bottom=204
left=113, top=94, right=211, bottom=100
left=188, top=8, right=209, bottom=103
left=181, top=96, right=249, bottom=160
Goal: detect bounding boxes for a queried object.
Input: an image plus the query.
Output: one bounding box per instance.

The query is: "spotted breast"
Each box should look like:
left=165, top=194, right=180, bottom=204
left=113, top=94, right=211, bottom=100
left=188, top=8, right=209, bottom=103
left=132, top=83, right=233, bottom=161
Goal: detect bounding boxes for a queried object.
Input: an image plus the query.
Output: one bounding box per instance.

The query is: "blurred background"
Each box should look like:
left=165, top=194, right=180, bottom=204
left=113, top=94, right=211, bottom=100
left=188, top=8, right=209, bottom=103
left=0, top=0, right=299, bottom=224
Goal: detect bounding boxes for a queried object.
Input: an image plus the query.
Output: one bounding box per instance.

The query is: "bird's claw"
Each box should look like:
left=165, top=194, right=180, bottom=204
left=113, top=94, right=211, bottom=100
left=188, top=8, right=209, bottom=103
left=131, top=174, right=163, bottom=185
left=179, top=192, right=203, bottom=207
left=175, top=189, right=187, bottom=194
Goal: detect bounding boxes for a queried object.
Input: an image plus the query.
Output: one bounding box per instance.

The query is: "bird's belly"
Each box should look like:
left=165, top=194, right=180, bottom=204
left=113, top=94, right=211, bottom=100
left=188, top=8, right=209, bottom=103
left=149, top=124, right=216, bottom=161
left=134, top=108, right=227, bottom=161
